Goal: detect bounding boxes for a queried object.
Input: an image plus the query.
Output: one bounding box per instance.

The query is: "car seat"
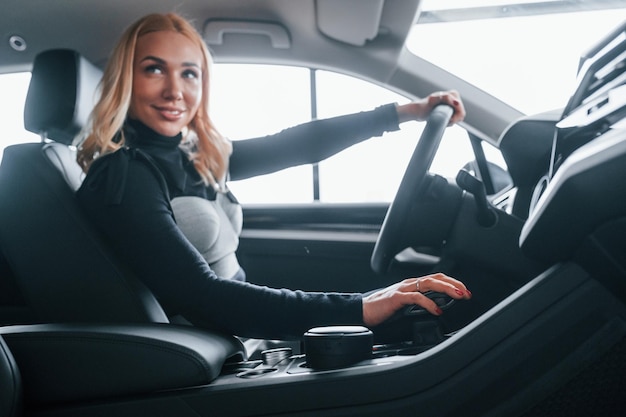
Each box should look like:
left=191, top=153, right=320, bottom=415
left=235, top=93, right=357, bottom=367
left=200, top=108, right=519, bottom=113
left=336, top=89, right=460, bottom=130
left=0, top=322, right=244, bottom=412
left=0, top=49, right=246, bottom=415
left=0, top=49, right=168, bottom=324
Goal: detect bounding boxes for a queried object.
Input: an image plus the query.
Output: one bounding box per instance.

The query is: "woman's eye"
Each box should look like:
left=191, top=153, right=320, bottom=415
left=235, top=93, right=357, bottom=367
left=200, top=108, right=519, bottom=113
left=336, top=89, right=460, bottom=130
left=144, top=65, right=163, bottom=75
left=183, top=69, right=199, bottom=79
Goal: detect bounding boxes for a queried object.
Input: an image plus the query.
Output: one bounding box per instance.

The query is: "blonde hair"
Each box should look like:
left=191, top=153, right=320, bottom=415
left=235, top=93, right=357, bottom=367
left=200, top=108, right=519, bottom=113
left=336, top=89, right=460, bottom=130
left=77, top=12, right=231, bottom=187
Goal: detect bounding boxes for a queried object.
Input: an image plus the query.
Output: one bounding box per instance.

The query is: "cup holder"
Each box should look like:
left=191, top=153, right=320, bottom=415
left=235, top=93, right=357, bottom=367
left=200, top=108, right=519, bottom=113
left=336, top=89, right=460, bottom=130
left=303, top=325, right=373, bottom=370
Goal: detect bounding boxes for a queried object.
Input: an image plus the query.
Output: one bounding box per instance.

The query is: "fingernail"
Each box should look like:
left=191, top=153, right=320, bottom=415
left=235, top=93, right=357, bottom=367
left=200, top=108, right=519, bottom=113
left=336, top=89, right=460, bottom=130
left=455, top=289, right=464, bottom=297
left=466, top=289, right=472, bottom=298
left=435, top=307, right=443, bottom=315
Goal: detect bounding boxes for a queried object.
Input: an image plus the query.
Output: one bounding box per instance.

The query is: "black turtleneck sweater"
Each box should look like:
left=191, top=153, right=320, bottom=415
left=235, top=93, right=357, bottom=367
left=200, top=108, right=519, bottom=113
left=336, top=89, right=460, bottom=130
left=76, top=104, right=400, bottom=340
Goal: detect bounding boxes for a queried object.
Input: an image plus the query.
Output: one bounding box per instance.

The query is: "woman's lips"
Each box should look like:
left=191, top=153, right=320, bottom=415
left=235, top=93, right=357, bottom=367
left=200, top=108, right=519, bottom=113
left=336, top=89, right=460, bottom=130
left=155, top=106, right=185, bottom=121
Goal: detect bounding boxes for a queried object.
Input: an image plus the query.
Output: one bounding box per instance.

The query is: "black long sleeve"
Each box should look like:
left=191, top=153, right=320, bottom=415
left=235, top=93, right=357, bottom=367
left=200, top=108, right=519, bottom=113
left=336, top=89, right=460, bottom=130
left=76, top=104, right=400, bottom=339
left=229, top=103, right=399, bottom=180
left=77, top=149, right=363, bottom=340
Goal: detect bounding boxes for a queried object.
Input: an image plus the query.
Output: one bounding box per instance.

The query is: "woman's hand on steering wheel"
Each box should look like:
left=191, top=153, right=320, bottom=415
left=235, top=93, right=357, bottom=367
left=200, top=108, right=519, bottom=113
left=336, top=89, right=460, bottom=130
left=396, top=90, right=466, bottom=126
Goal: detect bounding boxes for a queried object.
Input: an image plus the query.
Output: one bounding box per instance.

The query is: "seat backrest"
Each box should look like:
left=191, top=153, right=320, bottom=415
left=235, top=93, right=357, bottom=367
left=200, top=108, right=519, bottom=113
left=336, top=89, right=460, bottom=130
left=0, top=249, right=33, bottom=326
left=0, top=49, right=168, bottom=324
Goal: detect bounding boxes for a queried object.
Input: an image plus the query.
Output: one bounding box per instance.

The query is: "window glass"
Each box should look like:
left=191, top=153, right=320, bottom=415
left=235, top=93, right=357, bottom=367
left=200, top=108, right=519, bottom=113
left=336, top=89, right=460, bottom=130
left=430, top=125, right=474, bottom=179
left=213, top=65, right=480, bottom=203
left=315, top=70, right=415, bottom=203
left=410, top=1, right=626, bottom=115
left=0, top=65, right=484, bottom=205
left=210, top=64, right=313, bottom=203
left=0, top=73, right=38, bottom=160
left=482, top=140, right=507, bottom=170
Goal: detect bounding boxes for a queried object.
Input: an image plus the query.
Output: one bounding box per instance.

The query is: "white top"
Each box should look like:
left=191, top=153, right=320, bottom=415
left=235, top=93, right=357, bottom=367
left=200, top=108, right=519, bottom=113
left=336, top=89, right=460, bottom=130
left=171, top=194, right=243, bottom=279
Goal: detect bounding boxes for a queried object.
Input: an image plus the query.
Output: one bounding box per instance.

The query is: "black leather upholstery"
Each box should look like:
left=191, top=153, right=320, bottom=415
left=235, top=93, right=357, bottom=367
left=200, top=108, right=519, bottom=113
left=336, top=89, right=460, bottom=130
left=24, top=49, right=101, bottom=145
left=0, top=144, right=170, bottom=323
left=0, top=49, right=248, bottom=413
left=0, top=49, right=169, bottom=323
left=0, top=336, right=21, bottom=417
left=1, top=323, right=245, bottom=406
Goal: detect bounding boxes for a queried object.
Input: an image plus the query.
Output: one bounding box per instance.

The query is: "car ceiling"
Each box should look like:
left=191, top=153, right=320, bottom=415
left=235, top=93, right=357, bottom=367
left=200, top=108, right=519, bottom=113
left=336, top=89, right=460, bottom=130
left=1, top=0, right=414, bottom=74
left=0, top=0, right=522, bottom=143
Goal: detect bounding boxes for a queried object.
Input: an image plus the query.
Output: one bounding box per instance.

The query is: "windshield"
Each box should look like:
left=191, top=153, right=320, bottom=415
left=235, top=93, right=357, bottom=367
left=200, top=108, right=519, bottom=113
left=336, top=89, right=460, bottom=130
left=409, top=0, right=626, bottom=115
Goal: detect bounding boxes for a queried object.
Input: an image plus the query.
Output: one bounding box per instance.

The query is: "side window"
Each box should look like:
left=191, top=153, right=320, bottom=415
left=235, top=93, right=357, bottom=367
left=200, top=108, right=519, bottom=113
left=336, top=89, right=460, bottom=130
left=315, top=70, right=415, bottom=203
left=431, top=126, right=474, bottom=178
left=0, top=73, right=39, bottom=159
left=1, top=67, right=488, bottom=204
left=213, top=64, right=480, bottom=204
left=211, top=64, right=314, bottom=203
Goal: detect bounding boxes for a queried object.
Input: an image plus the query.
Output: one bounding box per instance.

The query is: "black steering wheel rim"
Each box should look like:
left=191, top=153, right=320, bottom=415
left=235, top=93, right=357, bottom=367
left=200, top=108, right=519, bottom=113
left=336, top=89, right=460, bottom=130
left=370, top=104, right=454, bottom=275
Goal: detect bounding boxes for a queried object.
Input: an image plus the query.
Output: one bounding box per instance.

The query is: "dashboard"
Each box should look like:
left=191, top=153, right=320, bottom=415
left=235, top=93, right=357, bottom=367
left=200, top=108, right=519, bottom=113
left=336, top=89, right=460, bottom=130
left=515, top=21, right=626, bottom=278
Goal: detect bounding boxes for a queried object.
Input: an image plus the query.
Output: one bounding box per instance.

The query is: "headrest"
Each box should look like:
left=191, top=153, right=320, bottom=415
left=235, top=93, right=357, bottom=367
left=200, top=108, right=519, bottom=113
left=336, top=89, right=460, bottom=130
left=24, top=49, right=102, bottom=145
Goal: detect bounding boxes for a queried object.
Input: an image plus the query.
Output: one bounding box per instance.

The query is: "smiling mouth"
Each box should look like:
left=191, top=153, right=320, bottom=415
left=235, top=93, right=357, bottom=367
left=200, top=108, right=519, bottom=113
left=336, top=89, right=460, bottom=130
left=156, top=107, right=185, bottom=120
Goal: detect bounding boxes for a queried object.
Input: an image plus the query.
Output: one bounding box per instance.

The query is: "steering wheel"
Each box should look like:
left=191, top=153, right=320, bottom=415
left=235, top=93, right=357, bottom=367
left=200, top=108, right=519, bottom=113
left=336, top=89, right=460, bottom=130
left=370, top=104, right=454, bottom=275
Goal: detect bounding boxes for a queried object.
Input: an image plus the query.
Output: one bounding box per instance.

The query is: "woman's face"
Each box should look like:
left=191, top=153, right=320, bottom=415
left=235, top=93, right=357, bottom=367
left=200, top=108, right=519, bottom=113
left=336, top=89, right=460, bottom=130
left=129, top=30, right=203, bottom=137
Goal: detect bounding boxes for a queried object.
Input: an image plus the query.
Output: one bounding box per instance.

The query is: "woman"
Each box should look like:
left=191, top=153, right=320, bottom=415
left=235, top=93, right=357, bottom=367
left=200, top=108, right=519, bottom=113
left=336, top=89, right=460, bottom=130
left=76, top=12, right=470, bottom=340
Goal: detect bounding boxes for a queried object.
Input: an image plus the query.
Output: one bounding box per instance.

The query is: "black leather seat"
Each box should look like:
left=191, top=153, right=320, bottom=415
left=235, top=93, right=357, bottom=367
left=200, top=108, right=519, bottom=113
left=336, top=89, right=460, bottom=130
left=0, top=49, right=245, bottom=414
left=0, top=323, right=244, bottom=409
left=0, top=49, right=168, bottom=324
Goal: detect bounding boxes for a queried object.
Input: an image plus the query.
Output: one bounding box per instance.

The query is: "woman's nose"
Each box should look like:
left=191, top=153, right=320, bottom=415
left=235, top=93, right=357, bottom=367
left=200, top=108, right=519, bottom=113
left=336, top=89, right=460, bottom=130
left=163, top=75, right=183, bottom=101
